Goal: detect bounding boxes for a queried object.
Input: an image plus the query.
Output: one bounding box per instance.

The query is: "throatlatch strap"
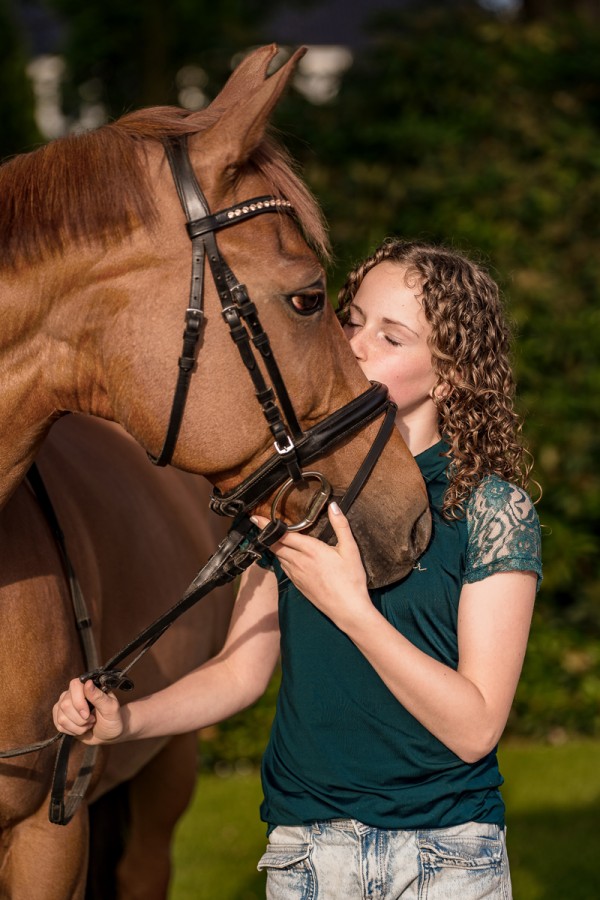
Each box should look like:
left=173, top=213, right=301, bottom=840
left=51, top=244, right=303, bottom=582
left=147, top=138, right=209, bottom=466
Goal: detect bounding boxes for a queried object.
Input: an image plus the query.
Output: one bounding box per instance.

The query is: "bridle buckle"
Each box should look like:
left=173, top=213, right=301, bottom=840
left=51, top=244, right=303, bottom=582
left=184, top=307, right=204, bottom=335
left=274, top=434, right=295, bottom=456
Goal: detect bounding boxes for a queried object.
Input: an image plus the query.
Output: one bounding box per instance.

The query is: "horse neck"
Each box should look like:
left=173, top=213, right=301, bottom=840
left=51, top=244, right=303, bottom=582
left=0, top=258, right=112, bottom=508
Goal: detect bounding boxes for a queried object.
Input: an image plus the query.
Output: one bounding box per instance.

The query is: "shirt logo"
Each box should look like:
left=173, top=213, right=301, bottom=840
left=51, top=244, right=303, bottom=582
left=413, top=562, right=427, bottom=572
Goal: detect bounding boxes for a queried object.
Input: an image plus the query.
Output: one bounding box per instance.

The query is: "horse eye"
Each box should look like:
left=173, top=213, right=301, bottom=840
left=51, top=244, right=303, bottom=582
left=287, top=291, right=325, bottom=316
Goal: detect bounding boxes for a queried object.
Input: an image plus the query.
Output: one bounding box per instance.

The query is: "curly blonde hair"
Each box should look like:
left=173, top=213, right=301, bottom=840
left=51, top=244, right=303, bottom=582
left=337, top=239, right=536, bottom=519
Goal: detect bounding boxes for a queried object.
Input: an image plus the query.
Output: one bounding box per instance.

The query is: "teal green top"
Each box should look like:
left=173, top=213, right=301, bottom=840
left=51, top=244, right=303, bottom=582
left=259, top=440, right=542, bottom=831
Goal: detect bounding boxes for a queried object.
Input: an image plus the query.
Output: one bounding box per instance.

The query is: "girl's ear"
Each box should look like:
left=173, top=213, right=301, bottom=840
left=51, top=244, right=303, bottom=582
left=430, top=379, right=451, bottom=401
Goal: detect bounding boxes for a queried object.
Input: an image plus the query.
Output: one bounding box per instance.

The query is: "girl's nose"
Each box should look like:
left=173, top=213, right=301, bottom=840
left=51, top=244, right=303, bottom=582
left=348, top=329, right=367, bottom=360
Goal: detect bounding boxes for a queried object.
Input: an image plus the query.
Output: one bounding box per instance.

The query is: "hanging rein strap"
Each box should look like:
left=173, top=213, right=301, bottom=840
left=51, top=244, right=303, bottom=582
left=26, top=464, right=98, bottom=670
left=0, top=464, right=99, bottom=827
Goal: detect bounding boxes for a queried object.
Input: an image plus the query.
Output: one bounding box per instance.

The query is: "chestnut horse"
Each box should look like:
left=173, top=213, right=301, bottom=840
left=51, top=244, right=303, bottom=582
left=0, top=45, right=430, bottom=899
left=0, top=415, right=235, bottom=899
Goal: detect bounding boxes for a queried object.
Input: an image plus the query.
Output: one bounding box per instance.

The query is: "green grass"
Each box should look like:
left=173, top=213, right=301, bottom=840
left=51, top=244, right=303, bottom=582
left=169, top=739, right=600, bottom=900
left=498, top=740, right=600, bottom=900
left=170, top=768, right=267, bottom=900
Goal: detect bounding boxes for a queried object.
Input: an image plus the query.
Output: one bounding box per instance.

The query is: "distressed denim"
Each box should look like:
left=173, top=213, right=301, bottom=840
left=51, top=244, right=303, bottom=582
left=257, top=819, right=512, bottom=900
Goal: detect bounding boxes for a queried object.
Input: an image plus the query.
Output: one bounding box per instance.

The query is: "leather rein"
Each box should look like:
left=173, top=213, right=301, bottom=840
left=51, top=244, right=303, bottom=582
left=2, top=135, right=398, bottom=826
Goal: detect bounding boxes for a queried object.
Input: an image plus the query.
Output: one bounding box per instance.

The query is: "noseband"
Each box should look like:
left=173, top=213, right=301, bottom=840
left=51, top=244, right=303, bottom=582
left=150, top=136, right=397, bottom=529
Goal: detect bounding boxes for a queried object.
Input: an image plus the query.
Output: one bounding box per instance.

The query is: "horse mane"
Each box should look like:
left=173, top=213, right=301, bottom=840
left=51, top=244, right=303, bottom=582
left=0, top=105, right=329, bottom=271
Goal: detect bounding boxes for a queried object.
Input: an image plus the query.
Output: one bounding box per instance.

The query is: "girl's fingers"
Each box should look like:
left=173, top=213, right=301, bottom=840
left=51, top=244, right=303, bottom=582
left=251, top=514, right=269, bottom=528
left=53, top=678, right=120, bottom=739
left=81, top=680, right=120, bottom=721
left=326, top=502, right=359, bottom=556
left=251, top=506, right=359, bottom=561
left=53, top=695, right=96, bottom=734
left=62, top=677, right=89, bottom=719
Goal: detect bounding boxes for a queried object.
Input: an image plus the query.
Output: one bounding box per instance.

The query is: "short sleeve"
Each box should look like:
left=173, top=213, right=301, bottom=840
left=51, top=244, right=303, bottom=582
left=464, top=476, right=542, bottom=588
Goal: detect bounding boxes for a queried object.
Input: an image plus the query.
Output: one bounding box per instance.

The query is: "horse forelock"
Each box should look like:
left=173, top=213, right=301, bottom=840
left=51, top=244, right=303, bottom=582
left=247, top=134, right=330, bottom=262
left=0, top=105, right=329, bottom=272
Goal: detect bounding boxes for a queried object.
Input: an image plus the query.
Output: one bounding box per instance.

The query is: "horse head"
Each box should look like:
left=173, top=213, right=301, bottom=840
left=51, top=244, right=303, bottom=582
left=0, top=46, right=430, bottom=587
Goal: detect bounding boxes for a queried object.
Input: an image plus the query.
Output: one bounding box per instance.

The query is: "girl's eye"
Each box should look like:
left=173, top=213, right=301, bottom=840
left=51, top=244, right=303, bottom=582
left=286, top=291, right=325, bottom=316
left=385, top=335, right=403, bottom=347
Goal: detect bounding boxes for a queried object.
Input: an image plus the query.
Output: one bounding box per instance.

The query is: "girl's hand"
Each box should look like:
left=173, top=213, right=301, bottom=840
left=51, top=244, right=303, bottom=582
left=253, top=502, right=373, bottom=631
left=53, top=678, right=124, bottom=745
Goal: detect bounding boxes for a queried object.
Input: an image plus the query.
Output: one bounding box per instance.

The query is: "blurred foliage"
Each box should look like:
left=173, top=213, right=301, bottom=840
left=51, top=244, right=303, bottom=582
left=0, top=0, right=40, bottom=158
left=521, top=0, right=600, bottom=22
left=44, top=0, right=313, bottom=118
left=511, top=616, right=600, bottom=738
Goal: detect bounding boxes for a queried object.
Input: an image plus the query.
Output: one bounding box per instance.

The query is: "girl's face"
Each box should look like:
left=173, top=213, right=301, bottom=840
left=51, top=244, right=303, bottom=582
left=343, top=262, right=439, bottom=440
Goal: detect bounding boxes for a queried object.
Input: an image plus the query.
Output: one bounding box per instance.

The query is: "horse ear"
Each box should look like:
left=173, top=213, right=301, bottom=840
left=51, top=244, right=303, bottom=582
left=208, top=44, right=282, bottom=111
left=190, top=46, right=307, bottom=182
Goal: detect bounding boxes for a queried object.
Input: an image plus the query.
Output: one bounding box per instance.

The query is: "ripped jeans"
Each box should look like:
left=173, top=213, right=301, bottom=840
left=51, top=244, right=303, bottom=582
left=257, top=819, right=512, bottom=900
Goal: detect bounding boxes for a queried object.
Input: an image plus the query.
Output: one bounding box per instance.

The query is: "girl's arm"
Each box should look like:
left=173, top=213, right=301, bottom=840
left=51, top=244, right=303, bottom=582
left=255, top=504, right=535, bottom=763
left=52, top=563, right=281, bottom=745
left=346, top=569, right=535, bottom=762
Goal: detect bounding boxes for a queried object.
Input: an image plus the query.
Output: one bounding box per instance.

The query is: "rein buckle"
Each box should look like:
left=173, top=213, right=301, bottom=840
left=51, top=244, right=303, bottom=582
left=270, top=471, right=332, bottom=533
left=80, top=669, right=135, bottom=693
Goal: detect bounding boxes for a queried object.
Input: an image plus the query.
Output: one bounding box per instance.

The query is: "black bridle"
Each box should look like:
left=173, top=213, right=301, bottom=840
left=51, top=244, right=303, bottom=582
left=7, top=135, right=400, bottom=826
left=148, top=134, right=308, bottom=477
left=148, top=136, right=397, bottom=526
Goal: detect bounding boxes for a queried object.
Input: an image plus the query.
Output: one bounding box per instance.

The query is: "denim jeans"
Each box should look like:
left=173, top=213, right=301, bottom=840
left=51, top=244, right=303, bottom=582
left=257, top=819, right=512, bottom=900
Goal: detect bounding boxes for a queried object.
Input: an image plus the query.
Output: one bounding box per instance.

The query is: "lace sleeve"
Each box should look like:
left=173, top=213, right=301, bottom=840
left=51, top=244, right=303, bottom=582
left=464, top=476, right=542, bottom=587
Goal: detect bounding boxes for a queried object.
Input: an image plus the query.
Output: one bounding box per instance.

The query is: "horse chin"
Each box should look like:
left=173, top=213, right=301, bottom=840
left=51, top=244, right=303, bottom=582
left=350, top=506, right=431, bottom=588
left=311, top=502, right=432, bottom=590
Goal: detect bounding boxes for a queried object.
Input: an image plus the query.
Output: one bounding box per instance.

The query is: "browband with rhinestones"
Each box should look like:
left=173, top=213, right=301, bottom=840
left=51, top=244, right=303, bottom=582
left=187, top=196, right=294, bottom=240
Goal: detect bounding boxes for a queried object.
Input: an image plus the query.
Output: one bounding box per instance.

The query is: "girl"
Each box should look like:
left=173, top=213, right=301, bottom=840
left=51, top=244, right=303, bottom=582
left=54, top=240, right=542, bottom=899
